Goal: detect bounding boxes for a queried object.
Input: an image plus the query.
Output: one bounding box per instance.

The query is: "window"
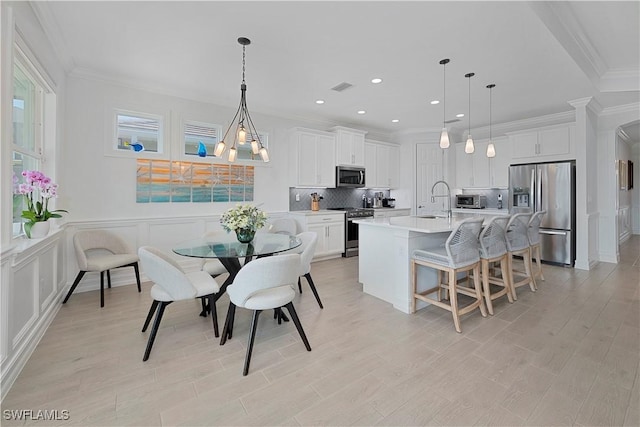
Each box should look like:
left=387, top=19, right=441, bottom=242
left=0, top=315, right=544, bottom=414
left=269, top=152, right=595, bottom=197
left=12, top=46, right=51, bottom=238
left=183, top=121, right=221, bottom=158
left=116, top=112, right=163, bottom=154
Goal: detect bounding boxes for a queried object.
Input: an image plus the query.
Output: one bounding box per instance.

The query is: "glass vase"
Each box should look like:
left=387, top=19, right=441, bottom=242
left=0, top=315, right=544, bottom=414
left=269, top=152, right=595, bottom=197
left=235, top=227, right=256, bottom=243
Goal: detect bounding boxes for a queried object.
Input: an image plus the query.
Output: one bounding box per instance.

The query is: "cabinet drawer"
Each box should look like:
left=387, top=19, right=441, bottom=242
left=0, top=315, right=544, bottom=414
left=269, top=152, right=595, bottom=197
left=306, top=213, right=345, bottom=224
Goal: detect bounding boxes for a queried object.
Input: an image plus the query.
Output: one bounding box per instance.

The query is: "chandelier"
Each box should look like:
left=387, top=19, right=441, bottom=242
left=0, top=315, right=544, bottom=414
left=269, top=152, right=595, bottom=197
left=214, top=37, right=269, bottom=162
left=438, top=58, right=450, bottom=149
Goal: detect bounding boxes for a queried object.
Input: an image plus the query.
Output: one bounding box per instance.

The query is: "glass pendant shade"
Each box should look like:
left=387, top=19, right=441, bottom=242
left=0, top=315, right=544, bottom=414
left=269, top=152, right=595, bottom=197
left=251, top=139, right=259, bottom=154
left=238, top=126, right=246, bottom=144
left=214, top=141, right=226, bottom=157
left=259, top=147, right=269, bottom=162
left=439, top=128, right=450, bottom=149
left=465, top=136, right=474, bottom=153
left=228, top=147, right=237, bottom=162
left=486, top=142, right=496, bottom=158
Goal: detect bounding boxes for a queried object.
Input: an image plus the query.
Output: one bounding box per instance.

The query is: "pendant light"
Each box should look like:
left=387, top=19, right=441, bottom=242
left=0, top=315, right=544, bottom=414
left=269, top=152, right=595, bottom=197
left=486, top=84, right=496, bottom=158
left=464, top=72, right=475, bottom=154
left=214, top=37, right=270, bottom=162
left=439, top=58, right=450, bottom=149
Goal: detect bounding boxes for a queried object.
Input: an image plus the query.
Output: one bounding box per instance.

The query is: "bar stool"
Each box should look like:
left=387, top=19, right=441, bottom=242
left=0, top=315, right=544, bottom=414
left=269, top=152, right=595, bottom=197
left=505, top=213, right=536, bottom=300
left=478, top=216, right=513, bottom=315
left=528, top=211, right=546, bottom=283
left=411, top=218, right=486, bottom=333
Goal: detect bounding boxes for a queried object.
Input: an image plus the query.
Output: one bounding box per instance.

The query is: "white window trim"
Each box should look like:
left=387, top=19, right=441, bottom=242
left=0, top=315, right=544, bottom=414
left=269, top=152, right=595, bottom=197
left=179, top=118, right=223, bottom=162
left=104, top=107, right=168, bottom=159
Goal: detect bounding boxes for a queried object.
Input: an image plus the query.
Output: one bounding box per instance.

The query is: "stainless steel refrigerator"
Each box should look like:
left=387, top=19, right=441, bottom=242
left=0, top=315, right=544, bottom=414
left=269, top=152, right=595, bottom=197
left=509, top=161, right=576, bottom=266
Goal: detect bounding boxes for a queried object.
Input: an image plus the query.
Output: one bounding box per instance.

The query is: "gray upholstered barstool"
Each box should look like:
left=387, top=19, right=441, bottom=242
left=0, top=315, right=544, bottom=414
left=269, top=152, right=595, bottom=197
left=411, top=218, right=487, bottom=333
left=528, top=211, right=547, bottom=283
left=505, top=213, right=536, bottom=299
left=478, top=216, right=513, bottom=315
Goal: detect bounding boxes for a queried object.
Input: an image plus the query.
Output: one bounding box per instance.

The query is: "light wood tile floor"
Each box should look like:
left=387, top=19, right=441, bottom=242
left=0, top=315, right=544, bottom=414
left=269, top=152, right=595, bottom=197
left=3, top=236, right=639, bottom=426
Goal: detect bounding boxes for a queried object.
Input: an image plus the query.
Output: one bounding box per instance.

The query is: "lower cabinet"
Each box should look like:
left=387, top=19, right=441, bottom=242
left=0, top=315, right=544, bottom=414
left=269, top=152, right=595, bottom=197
left=291, top=212, right=345, bottom=260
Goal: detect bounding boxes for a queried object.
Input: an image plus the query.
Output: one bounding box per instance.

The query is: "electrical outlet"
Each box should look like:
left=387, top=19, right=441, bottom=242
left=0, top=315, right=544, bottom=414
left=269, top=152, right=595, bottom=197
left=295, top=193, right=300, bottom=202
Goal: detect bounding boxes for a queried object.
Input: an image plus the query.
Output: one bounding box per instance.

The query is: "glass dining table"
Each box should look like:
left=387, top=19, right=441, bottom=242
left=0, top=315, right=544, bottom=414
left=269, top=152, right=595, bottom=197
left=172, top=232, right=302, bottom=342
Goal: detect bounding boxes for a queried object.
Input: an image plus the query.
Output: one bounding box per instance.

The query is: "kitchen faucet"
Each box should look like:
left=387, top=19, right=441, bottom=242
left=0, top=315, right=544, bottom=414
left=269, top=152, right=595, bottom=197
left=431, top=180, right=452, bottom=220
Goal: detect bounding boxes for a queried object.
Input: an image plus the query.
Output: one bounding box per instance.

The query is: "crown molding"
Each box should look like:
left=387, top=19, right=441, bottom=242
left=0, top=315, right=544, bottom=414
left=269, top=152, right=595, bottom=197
left=600, top=102, right=640, bottom=117
left=600, top=68, right=640, bottom=92
left=29, top=1, right=75, bottom=73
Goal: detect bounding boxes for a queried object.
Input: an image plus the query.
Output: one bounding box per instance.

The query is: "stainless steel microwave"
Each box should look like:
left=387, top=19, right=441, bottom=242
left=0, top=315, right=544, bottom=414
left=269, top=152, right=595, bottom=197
left=336, top=166, right=365, bottom=188
left=456, top=194, right=487, bottom=209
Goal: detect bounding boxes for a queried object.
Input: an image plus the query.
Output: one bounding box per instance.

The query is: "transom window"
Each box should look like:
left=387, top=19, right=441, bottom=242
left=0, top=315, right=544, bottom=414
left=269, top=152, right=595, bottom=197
left=116, top=112, right=163, bottom=154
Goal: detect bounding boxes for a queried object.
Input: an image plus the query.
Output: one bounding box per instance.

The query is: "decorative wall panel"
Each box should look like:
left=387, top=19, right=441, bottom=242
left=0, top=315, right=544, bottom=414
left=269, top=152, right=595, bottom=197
left=136, top=159, right=254, bottom=203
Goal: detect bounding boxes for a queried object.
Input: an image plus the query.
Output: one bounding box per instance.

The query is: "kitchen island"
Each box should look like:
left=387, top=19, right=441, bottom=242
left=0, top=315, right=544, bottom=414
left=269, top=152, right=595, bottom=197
left=354, top=215, right=473, bottom=313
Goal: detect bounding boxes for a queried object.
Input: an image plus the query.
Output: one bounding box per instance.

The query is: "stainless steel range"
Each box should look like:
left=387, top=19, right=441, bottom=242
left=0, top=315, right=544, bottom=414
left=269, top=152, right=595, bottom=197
left=328, top=207, right=374, bottom=257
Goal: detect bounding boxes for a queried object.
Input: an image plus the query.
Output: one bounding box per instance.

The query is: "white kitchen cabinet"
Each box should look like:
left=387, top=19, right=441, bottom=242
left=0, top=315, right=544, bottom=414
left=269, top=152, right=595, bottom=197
left=290, top=128, right=336, bottom=187
left=510, top=125, right=574, bottom=162
left=364, top=140, right=400, bottom=188
left=333, top=126, right=366, bottom=166
left=455, top=136, right=509, bottom=188
left=290, top=211, right=345, bottom=260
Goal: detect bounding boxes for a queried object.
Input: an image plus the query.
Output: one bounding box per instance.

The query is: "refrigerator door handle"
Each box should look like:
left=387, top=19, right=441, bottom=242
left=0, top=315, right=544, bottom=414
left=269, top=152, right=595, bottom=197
left=539, top=229, right=568, bottom=236
left=537, top=167, right=542, bottom=212
left=530, top=169, right=536, bottom=211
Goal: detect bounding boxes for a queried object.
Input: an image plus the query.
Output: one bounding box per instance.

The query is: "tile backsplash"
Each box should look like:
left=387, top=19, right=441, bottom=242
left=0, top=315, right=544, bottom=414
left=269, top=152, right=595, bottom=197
left=289, top=188, right=391, bottom=211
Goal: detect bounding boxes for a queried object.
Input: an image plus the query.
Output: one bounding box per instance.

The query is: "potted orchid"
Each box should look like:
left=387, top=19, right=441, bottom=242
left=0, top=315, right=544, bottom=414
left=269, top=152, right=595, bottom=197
left=220, top=204, right=267, bottom=243
left=14, top=170, right=67, bottom=238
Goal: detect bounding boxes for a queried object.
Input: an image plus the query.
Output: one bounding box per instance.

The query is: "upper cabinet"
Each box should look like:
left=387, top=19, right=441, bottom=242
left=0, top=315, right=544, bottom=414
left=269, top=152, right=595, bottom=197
left=365, top=140, right=400, bottom=188
left=509, top=125, right=575, bottom=162
left=455, top=136, right=510, bottom=188
left=290, top=128, right=336, bottom=187
left=332, top=126, right=366, bottom=166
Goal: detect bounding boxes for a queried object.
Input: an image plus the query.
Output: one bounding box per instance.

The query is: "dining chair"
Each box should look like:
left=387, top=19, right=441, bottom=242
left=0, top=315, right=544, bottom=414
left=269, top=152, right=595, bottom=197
left=528, top=211, right=547, bottom=282
left=268, top=218, right=297, bottom=235
left=295, top=231, right=323, bottom=308
left=138, top=246, right=221, bottom=361
left=222, top=253, right=311, bottom=375
left=63, top=229, right=141, bottom=307
left=505, top=213, right=536, bottom=299
left=478, top=216, right=513, bottom=315
left=411, top=218, right=486, bottom=333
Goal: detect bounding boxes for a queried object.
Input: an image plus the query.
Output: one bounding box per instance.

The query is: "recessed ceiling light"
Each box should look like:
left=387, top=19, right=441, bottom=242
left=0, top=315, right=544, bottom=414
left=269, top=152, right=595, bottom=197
left=357, top=110, right=366, bottom=115
left=392, top=119, right=400, bottom=123
left=430, top=100, right=440, bottom=105
left=371, top=78, right=383, bottom=84
left=315, top=99, right=325, bottom=104
left=456, top=113, right=465, bottom=118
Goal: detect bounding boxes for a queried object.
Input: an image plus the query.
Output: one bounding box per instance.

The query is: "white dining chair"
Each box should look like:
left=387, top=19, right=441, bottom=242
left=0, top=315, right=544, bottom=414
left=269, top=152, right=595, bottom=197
left=295, top=231, right=323, bottom=308
left=138, top=246, right=221, bottom=361
left=268, top=218, right=297, bottom=235
left=222, top=253, right=311, bottom=375
left=63, top=229, right=141, bottom=307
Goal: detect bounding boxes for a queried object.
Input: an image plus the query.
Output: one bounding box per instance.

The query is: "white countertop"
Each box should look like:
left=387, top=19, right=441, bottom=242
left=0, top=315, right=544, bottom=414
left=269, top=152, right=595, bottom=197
left=289, top=210, right=346, bottom=215
left=355, top=216, right=461, bottom=233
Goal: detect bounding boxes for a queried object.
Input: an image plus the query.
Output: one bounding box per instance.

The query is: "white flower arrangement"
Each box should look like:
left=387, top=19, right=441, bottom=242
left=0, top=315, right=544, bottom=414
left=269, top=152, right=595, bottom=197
left=220, top=204, right=267, bottom=232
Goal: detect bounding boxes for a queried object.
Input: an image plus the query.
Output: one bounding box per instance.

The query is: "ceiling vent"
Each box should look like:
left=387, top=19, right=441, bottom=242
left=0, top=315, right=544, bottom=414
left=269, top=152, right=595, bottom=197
left=444, top=119, right=461, bottom=124
left=331, top=82, right=353, bottom=92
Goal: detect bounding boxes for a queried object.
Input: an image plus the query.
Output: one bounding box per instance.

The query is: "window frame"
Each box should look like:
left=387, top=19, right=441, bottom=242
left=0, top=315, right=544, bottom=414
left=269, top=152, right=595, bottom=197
left=180, top=119, right=223, bottom=161
left=105, top=108, right=167, bottom=159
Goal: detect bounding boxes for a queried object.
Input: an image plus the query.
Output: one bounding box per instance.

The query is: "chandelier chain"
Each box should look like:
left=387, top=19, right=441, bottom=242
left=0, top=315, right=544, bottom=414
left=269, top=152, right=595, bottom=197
left=242, top=45, right=246, bottom=84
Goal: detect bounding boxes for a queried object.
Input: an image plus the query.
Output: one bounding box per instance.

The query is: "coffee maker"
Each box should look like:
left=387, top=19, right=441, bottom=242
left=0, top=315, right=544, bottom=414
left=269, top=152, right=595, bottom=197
left=373, top=192, right=384, bottom=208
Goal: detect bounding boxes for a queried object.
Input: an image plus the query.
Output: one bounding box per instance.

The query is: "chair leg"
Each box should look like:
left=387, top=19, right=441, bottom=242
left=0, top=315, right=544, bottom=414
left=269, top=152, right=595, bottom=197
left=534, top=245, right=545, bottom=281
left=298, top=277, right=302, bottom=294
left=100, top=271, right=105, bottom=307
left=304, top=273, right=323, bottom=309
left=525, top=248, right=537, bottom=292
left=243, top=310, right=262, bottom=376
left=448, top=269, right=461, bottom=333
left=142, top=300, right=159, bottom=332
left=133, top=262, right=142, bottom=292
left=200, top=297, right=207, bottom=317
left=410, top=260, right=417, bottom=313
left=507, top=253, right=517, bottom=301
left=284, top=302, right=311, bottom=351
left=501, top=257, right=514, bottom=304
left=481, top=260, right=493, bottom=315
left=62, top=271, right=86, bottom=304
left=220, top=302, right=236, bottom=345
left=107, top=270, right=112, bottom=288
left=143, top=301, right=169, bottom=361
left=473, top=264, right=487, bottom=317
left=209, top=294, right=219, bottom=338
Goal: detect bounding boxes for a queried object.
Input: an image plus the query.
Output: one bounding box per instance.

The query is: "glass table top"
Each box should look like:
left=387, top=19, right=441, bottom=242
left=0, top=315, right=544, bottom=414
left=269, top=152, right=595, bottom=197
left=172, top=233, right=302, bottom=259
